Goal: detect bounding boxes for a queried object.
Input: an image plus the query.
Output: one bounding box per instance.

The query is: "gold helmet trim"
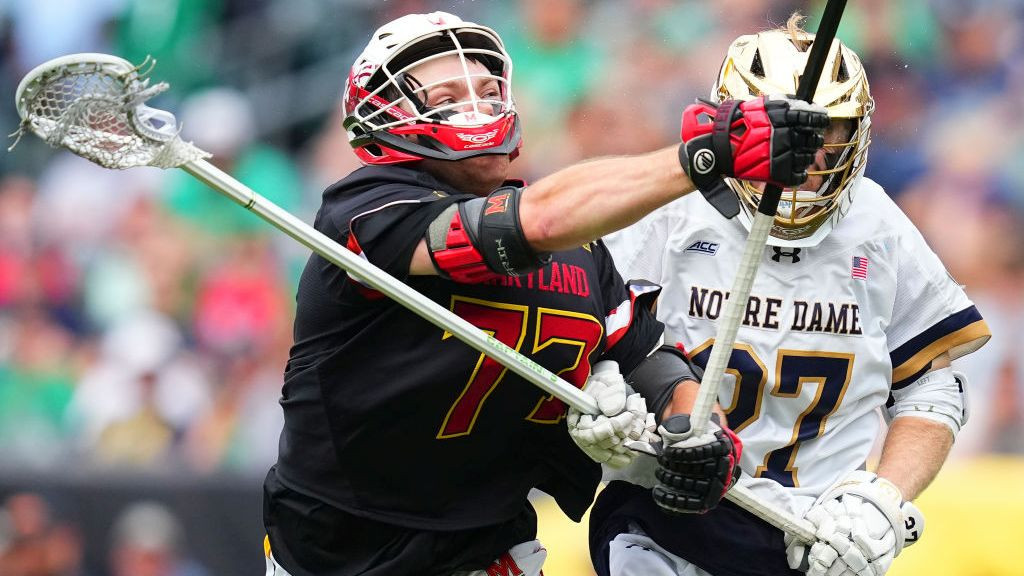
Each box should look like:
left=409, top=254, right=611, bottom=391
left=714, top=24, right=874, bottom=247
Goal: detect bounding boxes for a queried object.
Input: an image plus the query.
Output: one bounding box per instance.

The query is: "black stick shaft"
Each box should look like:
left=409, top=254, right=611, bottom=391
left=756, top=0, right=849, bottom=216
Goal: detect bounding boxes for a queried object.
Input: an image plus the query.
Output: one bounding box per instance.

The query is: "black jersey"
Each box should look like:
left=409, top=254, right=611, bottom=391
left=273, top=165, right=664, bottom=531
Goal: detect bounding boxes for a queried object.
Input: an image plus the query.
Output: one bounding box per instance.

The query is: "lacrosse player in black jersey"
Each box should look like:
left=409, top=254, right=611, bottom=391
left=261, top=11, right=827, bottom=576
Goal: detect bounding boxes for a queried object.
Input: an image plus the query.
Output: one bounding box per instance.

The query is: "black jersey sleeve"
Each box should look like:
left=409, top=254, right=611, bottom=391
left=314, top=183, right=468, bottom=301
left=591, top=239, right=665, bottom=375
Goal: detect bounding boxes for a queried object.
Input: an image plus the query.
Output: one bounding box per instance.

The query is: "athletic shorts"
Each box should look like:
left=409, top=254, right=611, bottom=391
left=589, top=481, right=801, bottom=576
left=263, top=467, right=538, bottom=576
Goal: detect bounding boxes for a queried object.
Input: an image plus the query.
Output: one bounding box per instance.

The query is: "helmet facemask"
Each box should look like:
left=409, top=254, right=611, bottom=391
left=343, top=13, right=520, bottom=165
left=731, top=114, right=871, bottom=245
left=714, top=21, right=873, bottom=247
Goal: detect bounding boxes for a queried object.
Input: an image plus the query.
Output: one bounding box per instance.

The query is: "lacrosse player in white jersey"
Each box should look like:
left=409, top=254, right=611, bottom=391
left=589, top=14, right=992, bottom=576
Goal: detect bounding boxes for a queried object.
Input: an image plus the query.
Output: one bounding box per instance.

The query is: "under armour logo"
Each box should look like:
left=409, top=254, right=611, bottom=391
left=771, top=247, right=802, bottom=263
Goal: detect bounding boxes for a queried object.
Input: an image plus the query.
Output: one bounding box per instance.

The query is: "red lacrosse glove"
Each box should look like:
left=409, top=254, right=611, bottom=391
left=679, top=95, right=828, bottom=191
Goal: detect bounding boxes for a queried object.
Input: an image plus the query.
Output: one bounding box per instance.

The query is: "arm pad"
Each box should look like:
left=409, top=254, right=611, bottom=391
left=626, top=344, right=703, bottom=424
left=426, top=187, right=551, bottom=281
left=886, top=366, right=969, bottom=437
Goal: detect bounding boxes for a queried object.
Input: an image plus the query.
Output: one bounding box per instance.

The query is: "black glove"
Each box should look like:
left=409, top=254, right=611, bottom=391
left=679, top=95, right=828, bottom=192
left=652, top=413, right=742, bottom=515
left=695, top=177, right=740, bottom=219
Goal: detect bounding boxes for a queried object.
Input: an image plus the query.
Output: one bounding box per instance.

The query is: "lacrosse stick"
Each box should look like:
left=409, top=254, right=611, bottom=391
left=12, top=52, right=818, bottom=543
left=689, top=0, right=848, bottom=435
left=679, top=0, right=848, bottom=544
left=11, top=52, right=600, bottom=416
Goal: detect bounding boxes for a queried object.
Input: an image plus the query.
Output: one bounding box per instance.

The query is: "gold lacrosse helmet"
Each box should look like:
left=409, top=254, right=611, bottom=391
left=714, top=27, right=873, bottom=247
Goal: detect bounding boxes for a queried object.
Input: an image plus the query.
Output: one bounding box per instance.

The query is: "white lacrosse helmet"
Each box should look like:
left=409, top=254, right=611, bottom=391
left=342, top=11, right=520, bottom=165
left=714, top=27, right=873, bottom=247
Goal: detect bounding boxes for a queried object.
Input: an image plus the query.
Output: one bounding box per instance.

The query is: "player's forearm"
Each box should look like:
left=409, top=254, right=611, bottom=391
left=518, top=146, right=695, bottom=252
left=662, top=379, right=728, bottom=427
left=875, top=415, right=954, bottom=501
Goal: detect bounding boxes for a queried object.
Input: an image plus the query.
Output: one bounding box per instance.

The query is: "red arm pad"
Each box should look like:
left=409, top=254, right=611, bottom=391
left=426, top=188, right=550, bottom=283
left=427, top=205, right=502, bottom=283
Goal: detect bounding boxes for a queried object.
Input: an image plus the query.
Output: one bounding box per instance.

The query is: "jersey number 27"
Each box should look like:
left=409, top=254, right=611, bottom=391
left=690, top=340, right=855, bottom=487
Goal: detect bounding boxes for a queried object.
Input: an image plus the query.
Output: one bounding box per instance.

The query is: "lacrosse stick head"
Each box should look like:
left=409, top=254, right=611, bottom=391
left=13, top=53, right=209, bottom=169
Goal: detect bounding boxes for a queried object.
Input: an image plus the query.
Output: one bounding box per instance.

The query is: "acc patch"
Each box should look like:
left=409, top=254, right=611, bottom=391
left=684, top=240, right=719, bottom=255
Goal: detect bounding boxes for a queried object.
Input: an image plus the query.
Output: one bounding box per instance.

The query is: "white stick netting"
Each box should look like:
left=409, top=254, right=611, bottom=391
left=12, top=54, right=209, bottom=169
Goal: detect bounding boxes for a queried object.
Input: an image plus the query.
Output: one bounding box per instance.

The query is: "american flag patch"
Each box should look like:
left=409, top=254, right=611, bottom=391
left=852, top=256, right=869, bottom=279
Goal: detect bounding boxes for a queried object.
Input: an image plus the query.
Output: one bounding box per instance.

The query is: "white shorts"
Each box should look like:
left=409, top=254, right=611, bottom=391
left=607, top=523, right=716, bottom=576
left=265, top=538, right=548, bottom=576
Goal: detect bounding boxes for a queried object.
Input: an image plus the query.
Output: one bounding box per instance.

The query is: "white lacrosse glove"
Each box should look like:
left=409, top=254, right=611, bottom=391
left=567, top=360, right=658, bottom=468
left=785, top=471, right=926, bottom=576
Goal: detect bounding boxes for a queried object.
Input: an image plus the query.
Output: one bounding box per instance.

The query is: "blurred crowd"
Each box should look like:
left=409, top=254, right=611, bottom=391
left=0, top=491, right=210, bottom=576
left=0, top=0, right=1023, bottom=568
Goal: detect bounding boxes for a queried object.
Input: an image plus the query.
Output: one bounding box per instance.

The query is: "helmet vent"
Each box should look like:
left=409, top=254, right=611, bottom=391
left=751, top=50, right=765, bottom=77
left=836, top=56, right=850, bottom=82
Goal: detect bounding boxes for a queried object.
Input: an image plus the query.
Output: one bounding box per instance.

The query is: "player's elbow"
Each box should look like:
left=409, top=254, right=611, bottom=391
left=522, top=217, right=560, bottom=252
left=887, top=366, right=969, bottom=439
left=518, top=200, right=564, bottom=252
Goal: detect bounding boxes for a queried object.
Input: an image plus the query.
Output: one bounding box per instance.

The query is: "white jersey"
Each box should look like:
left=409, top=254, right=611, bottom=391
left=604, top=178, right=990, bottom=514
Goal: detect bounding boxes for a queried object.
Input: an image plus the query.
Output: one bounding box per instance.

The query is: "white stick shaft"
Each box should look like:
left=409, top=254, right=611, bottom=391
left=686, top=212, right=817, bottom=543
left=689, top=211, right=773, bottom=436
left=180, top=159, right=599, bottom=415
left=182, top=159, right=816, bottom=543
left=726, top=484, right=816, bottom=543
